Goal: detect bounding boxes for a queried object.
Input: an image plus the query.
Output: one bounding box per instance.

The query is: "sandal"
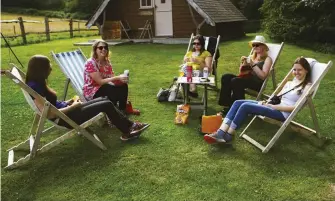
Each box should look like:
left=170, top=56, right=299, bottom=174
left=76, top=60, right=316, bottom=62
left=129, top=108, right=140, bottom=116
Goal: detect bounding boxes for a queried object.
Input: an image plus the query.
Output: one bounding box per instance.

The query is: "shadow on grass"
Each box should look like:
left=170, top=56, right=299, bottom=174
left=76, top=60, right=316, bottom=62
left=1, top=125, right=154, bottom=200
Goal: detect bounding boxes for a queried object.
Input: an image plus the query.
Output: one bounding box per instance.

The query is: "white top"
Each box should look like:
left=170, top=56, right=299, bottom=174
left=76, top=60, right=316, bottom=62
left=278, top=80, right=305, bottom=119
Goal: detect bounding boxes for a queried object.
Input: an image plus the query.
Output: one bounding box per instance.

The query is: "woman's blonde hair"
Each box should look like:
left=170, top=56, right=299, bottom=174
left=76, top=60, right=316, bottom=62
left=91, top=39, right=110, bottom=62
left=251, top=44, right=268, bottom=61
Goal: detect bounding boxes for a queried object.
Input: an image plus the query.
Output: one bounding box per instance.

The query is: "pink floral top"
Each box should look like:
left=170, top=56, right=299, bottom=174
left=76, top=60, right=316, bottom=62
left=83, top=58, right=114, bottom=100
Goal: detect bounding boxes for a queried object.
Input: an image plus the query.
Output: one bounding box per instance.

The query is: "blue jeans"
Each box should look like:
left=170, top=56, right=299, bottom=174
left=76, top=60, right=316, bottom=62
left=223, top=100, right=286, bottom=130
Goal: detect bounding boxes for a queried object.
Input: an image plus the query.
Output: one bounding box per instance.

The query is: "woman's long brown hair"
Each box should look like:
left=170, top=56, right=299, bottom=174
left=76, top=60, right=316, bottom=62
left=293, top=56, right=312, bottom=91
left=26, top=55, right=56, bottom=96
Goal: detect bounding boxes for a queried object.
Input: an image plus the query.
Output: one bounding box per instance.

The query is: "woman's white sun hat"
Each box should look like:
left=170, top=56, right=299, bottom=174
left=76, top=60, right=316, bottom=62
left=248, top=35, right=269, bottom=51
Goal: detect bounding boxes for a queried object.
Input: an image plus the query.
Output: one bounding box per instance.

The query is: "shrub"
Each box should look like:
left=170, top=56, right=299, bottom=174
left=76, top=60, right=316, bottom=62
left=261, top=0, right=335, bottom=45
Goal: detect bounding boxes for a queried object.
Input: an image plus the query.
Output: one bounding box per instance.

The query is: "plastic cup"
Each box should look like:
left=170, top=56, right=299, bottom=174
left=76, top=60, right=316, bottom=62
left=246, top=56, right=251, bottom=63
left=193, top=70, right=200, bottom=77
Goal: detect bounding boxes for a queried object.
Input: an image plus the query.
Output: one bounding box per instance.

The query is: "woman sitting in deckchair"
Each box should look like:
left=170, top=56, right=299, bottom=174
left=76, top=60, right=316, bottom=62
left=182, top=35, right=212, bottom=98
left=218, top=35, right=273, bottom=114
left=26, top=55, right=149, bottom=141
left=204, top=57, right=312, bottom=144
left=83, top=40, right=139, bottom=115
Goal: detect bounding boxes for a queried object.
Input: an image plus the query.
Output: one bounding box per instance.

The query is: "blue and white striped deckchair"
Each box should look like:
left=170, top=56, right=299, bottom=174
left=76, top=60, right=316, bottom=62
left=51, top=48, right=87, bottom=101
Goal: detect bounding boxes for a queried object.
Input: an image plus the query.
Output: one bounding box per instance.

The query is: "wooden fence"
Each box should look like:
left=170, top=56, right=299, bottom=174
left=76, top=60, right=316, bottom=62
left=1, top=17, right=98, bottom=44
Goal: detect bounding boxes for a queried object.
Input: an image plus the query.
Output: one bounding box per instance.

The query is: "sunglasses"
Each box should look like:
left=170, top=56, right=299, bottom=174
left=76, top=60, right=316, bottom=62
left=97, top=46, right=108, bottom=50
left=193, top=42, right=201, bottom=46
left=252, top=43, right=261, bottom=48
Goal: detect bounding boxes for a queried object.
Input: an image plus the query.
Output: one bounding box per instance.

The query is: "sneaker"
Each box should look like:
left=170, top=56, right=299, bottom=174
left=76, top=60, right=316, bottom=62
left=120, top=122, right=150, bottom=141
left=106, top=117, right=115, bottom=128
left=204, top=133, right=219, bottom=144
left=130, top=122, right=150, bottom=135
left=204, top=132, right=232, bottom=144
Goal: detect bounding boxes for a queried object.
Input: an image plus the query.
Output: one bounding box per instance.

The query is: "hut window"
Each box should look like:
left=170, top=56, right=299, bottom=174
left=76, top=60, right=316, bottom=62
left=140, top=0, right=153, bottom=9
left=161, top=0, right=165, bottom=3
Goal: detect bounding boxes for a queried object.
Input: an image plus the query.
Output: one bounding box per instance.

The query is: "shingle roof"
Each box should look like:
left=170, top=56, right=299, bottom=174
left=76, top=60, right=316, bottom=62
left=188, top=0, right=247, bottom=25
left=86, top=0, right=110, bottom=28
left=86, top=0, right=247, bottom=28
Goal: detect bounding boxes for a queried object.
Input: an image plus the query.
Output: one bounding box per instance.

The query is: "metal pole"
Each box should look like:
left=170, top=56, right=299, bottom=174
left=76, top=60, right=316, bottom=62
left=1, top=32, right=25, bottom=69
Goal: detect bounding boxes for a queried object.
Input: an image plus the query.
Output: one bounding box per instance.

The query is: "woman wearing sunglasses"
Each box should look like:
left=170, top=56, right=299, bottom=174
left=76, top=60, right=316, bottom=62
left=218, top=35, right=273, bottom=114
left=83, top=40, right=129, bottom=114
left=183, top=35, right=213, bottom=97
left=26, top=55, right=150, bottom=141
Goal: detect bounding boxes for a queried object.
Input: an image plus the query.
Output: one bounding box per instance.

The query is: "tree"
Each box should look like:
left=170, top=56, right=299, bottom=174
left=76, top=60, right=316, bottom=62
left=261, top=0, right=335, bottom=44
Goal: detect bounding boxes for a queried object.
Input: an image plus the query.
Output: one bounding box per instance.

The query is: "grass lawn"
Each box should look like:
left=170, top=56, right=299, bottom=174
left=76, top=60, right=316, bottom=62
left=1, top=34, right=335, bottom=201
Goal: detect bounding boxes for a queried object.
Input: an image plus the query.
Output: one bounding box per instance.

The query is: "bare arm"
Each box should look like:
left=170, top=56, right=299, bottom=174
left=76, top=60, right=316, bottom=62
left=252, top=57, right=272, bottom=80
left=183, top=54, right=190, bottom=63
left=204, top=56, right=213, bottom=72
left=89, top=72, right=128, bottom=86
left=265, top=104, right=295, bottom=112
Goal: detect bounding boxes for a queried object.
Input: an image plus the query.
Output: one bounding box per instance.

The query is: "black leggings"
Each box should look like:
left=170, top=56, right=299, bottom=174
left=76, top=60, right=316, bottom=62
left=218, top=73, right=263, bottom=107
left=58, top=97, right=133, bottom=134
left=93, top=84, right=128, bottom=110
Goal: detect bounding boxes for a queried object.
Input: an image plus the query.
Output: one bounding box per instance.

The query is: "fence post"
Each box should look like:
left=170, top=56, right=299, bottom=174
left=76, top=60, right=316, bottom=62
left=45, top=17, right=50, bottom=41
left=69, top=18, right=73, bottom=38
left=78, top=21, right=80, bottom=34
left=18, top=17, right=27, bottom=44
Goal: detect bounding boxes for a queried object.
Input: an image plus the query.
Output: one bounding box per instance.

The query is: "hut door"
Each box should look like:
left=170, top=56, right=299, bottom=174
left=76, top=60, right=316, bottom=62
left=154, top=0, right=173, bottom=36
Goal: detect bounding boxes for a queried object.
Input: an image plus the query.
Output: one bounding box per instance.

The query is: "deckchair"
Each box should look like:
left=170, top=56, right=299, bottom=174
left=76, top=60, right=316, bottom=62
left=240, top=58, right=333, bottom=153
left=245, top=42, right=284, bottom=100
left=4, top=65, right=107, bottom=170
left=51, top=48, right=87, bottom=102
left=120, top=20, right=131, bottom=39
left=138, top=20, right=153, bottom=39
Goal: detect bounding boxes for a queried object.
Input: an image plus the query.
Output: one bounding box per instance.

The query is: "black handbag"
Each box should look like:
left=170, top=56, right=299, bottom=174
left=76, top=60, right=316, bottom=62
left=157, top=77, right=178, bottom=102
left=268, top=83, right=303, bottom=105
left=268, top=95, right=282, bottom=105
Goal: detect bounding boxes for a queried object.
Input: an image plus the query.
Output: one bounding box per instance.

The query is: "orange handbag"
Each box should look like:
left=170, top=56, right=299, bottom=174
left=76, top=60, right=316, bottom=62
left=201, top=115, right=223, bottom=134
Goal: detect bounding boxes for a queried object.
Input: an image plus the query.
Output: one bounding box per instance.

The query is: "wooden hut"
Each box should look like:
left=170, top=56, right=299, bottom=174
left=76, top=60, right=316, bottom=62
left=86, top=0, right=247, bottom=40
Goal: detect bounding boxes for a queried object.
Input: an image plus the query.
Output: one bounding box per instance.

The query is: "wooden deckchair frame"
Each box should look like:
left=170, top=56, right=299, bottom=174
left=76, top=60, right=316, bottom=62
left=4, top=65, right=107, bottom=170
left=240, top=60, right=333, bottom=153
left=245, top=42, right=284, bottom=100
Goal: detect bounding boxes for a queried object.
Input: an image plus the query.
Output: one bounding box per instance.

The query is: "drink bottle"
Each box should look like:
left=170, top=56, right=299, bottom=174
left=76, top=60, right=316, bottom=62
left=203, top=67, right=209, bottom=78
left=186, top=65, right=193, bottom=82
